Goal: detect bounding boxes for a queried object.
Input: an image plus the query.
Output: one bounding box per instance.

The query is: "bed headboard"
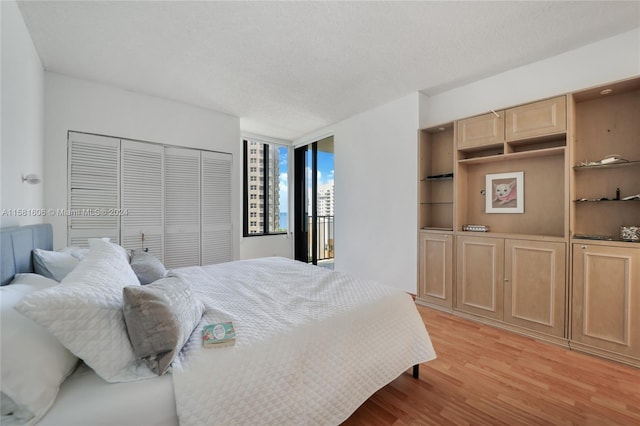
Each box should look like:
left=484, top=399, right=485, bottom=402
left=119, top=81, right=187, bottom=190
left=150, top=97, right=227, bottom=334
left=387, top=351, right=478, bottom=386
left=1, top=224, right=53, bottom=286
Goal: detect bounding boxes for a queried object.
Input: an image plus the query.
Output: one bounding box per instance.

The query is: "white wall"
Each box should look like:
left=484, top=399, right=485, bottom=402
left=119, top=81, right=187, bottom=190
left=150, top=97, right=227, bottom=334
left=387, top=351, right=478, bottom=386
left=240, top=234, right=293, bottom=259
left=1, top=0, right=44, bottom=227
left=420, top=28, right=640, bottom=127
left=296, top=94, right=420, bottom=293
left=43, top=72, right=241, bottom=253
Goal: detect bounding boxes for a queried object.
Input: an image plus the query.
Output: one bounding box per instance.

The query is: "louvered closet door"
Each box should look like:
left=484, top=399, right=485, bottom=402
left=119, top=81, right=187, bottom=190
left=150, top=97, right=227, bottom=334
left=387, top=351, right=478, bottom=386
left=201, top=151, right=233, bottom=265
left=120, top=140, right=164, bottom=260
left=164, top=147, right=201, bottom=269
left=68, top=132, right=120, bottom=247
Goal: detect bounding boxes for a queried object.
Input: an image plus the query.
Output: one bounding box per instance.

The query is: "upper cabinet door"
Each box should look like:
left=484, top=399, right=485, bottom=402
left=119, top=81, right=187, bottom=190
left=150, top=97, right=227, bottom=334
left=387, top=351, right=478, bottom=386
left=506, top=96, right=566, bottom=141
left=456, top=111, right=505, bottom=150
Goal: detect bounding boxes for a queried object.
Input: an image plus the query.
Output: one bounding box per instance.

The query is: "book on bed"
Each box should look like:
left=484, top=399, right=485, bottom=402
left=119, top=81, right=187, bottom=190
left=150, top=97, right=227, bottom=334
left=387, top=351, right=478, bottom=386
left=202, top=322, right=235, bottom=348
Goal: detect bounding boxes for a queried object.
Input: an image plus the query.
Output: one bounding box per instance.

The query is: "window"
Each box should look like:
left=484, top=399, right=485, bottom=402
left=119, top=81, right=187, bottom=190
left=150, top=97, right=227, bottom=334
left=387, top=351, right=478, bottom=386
left=243, top=139, right=288, bottom=236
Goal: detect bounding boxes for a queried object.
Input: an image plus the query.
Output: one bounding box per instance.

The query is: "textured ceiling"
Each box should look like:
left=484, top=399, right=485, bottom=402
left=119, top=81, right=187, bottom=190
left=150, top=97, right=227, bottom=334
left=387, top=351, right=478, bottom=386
left=17, top=1, right=640, bottom=141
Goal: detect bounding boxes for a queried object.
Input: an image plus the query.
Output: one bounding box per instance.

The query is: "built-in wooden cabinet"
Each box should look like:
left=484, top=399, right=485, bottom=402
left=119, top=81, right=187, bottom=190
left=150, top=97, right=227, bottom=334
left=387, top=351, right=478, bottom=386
left=418, top=231, right=453, bottom=309
left=417, top=124, right=455, bottom=309
left=418, top=76, right=640, bottom=367
left=571, top=242, right=640, bottom=365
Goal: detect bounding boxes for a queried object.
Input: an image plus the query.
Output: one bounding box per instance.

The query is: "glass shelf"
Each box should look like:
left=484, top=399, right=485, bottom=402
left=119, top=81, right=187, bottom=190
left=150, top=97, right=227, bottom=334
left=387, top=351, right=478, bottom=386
left=574, top=199, right=640, bottom=203
left=573, top=160, right=640, bottom=170
left=422, top=173, right=454, bottom=182
left=420, top=201, right=453, bottom=205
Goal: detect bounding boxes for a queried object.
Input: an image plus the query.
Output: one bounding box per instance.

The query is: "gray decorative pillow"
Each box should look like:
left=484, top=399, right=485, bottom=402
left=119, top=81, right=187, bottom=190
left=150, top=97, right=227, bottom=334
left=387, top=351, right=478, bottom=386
left=122, top=276, right=204, bottom=375
left=129, top=250, right=167, bottom=285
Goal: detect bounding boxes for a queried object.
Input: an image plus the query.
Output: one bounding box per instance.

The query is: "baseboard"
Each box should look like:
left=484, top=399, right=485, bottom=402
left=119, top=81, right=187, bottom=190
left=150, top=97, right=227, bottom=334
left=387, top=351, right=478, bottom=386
left=450, top=310, right=570, bottom=349
left=569, top=341, right=640, bottom=369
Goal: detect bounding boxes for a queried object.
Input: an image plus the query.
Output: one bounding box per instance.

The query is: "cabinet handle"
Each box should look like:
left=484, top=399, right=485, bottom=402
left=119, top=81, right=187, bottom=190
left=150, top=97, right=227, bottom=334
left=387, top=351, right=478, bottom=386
left=504, top=278, right=509, bottom=282
left=581, top=245, right=587, bottom=249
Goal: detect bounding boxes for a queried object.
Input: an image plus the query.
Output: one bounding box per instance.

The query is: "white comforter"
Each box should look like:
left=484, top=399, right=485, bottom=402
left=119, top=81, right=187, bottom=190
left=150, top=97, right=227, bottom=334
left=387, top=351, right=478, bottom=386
left=170, top=257, right=436, bottom=425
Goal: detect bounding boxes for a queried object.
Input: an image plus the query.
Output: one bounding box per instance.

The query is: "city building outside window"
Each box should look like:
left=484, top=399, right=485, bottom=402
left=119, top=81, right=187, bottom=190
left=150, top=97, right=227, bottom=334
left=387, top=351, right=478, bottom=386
left=243, top=139, right=288, bottom=236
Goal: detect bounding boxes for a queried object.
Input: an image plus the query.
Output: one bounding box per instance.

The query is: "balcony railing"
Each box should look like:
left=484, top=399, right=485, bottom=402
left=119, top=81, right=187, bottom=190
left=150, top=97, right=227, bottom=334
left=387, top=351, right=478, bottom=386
left=308, top=215, right=334, bottom=261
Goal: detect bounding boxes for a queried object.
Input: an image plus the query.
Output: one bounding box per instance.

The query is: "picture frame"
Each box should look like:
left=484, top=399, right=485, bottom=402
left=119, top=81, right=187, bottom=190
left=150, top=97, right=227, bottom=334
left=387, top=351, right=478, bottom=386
left=486, top=172, right=524, bottom=213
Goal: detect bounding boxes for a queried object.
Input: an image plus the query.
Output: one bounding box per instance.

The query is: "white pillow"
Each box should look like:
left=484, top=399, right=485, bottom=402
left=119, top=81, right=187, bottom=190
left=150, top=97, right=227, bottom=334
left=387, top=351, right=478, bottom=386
left=58, top=246, right=90, bottom=260
left=32, top=246, right=91, bottom=282
left=16, top=239, right=155, bottom=383
left=1, top=273, right=78, bottom=423
left=32, top=248, right=80, bottom=282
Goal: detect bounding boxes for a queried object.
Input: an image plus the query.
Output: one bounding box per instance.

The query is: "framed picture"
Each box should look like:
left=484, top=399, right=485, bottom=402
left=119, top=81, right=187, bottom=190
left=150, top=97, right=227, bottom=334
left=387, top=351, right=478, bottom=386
left=486, top=172, right=524, bottom=213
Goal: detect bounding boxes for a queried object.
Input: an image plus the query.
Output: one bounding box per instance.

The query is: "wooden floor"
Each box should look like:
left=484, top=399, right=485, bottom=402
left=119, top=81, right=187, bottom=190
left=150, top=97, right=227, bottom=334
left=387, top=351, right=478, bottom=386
left=343, top=306, right=640, bottom=425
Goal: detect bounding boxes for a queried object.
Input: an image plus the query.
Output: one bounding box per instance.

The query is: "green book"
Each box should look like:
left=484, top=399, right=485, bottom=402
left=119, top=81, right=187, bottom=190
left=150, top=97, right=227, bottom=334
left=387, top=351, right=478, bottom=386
left=202, top=322, right=236, bottom=348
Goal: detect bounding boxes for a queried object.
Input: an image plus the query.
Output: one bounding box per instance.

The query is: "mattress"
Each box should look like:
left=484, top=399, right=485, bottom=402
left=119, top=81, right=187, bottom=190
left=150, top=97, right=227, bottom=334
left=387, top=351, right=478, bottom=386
left=37, top=363, right=177, bottom=426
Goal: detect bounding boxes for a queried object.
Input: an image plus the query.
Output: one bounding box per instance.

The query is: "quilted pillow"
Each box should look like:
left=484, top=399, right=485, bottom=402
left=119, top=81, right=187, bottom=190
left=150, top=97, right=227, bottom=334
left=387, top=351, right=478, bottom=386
left=130, top=249, right=168, bottom=285
left=123, top=276, right=204, bottom=375
left=1, top=273, right=78, bottom=424
left=16, top=239, right=155, bottom=383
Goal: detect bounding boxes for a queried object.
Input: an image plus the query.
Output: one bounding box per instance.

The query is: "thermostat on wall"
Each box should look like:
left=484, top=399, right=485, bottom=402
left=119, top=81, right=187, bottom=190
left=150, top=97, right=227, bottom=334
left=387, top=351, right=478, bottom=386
left=462, top=224, right=490, bottom=232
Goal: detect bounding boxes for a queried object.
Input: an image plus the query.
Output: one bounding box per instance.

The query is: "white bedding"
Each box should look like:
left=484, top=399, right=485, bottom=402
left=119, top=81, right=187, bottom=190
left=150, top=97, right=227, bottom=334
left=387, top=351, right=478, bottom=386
left=170, top=257, right=436, bottom=425
left=34, top=257, right=435, bottom=426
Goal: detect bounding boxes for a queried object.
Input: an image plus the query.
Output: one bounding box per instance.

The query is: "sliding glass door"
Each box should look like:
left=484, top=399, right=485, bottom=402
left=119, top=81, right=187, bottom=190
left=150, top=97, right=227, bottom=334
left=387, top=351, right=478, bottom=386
left=294, top=137, right=334, bottom=267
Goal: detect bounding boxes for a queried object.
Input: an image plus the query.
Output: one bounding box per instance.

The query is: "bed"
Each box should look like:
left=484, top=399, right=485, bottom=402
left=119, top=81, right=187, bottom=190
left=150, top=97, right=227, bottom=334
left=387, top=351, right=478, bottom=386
left=1, top=224, right=436, bottom=425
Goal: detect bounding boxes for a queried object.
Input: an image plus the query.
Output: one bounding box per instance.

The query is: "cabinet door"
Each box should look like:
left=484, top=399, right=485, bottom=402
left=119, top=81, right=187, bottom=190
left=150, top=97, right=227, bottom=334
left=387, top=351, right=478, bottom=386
left=456, top=111, right=505, bottom=150
left=164, top=147, right=201, bottom=269
left=572, top=244, right=640, bottom=359
left=505, top=96, right=566, bottom=141
left=418, top=233, right=453, bottom=308
left=201, top=151, right=233, bottom=265
left=504, top=240, right=566, bottom=337
left=456, top=236, right=504, bottom=319
left=121, top=140, right=164, bottom=261
left=67, top=132, right=121, bottom=246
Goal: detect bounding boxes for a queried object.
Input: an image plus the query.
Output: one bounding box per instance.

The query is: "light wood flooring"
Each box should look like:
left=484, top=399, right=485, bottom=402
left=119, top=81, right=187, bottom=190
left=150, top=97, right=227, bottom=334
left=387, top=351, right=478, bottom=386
left=343, top=306, right=640, bottom=425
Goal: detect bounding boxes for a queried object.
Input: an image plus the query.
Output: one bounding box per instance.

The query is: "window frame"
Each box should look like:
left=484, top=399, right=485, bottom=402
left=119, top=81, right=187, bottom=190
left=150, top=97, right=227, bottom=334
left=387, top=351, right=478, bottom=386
left=243, top=139, right=288, bottom=237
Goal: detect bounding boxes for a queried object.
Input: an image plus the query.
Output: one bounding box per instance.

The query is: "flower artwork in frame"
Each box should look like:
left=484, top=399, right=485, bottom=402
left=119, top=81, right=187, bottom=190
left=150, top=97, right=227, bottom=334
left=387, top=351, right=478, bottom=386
left=486, top=172, right=524, bottom=213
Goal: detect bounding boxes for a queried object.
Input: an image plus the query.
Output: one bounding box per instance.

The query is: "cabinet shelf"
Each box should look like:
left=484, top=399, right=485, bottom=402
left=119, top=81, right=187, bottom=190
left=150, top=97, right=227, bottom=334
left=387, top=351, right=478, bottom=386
left=573, top=160, right=640, bottom=170
left=458, top=146, right=564, bottom=165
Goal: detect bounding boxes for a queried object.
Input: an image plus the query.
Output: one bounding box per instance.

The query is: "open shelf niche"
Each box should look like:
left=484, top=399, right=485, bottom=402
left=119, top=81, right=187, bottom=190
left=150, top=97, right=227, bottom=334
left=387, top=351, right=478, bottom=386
left=570, top=78, right=640, bottom=242
left=419, top=124, right=454, bottom=231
